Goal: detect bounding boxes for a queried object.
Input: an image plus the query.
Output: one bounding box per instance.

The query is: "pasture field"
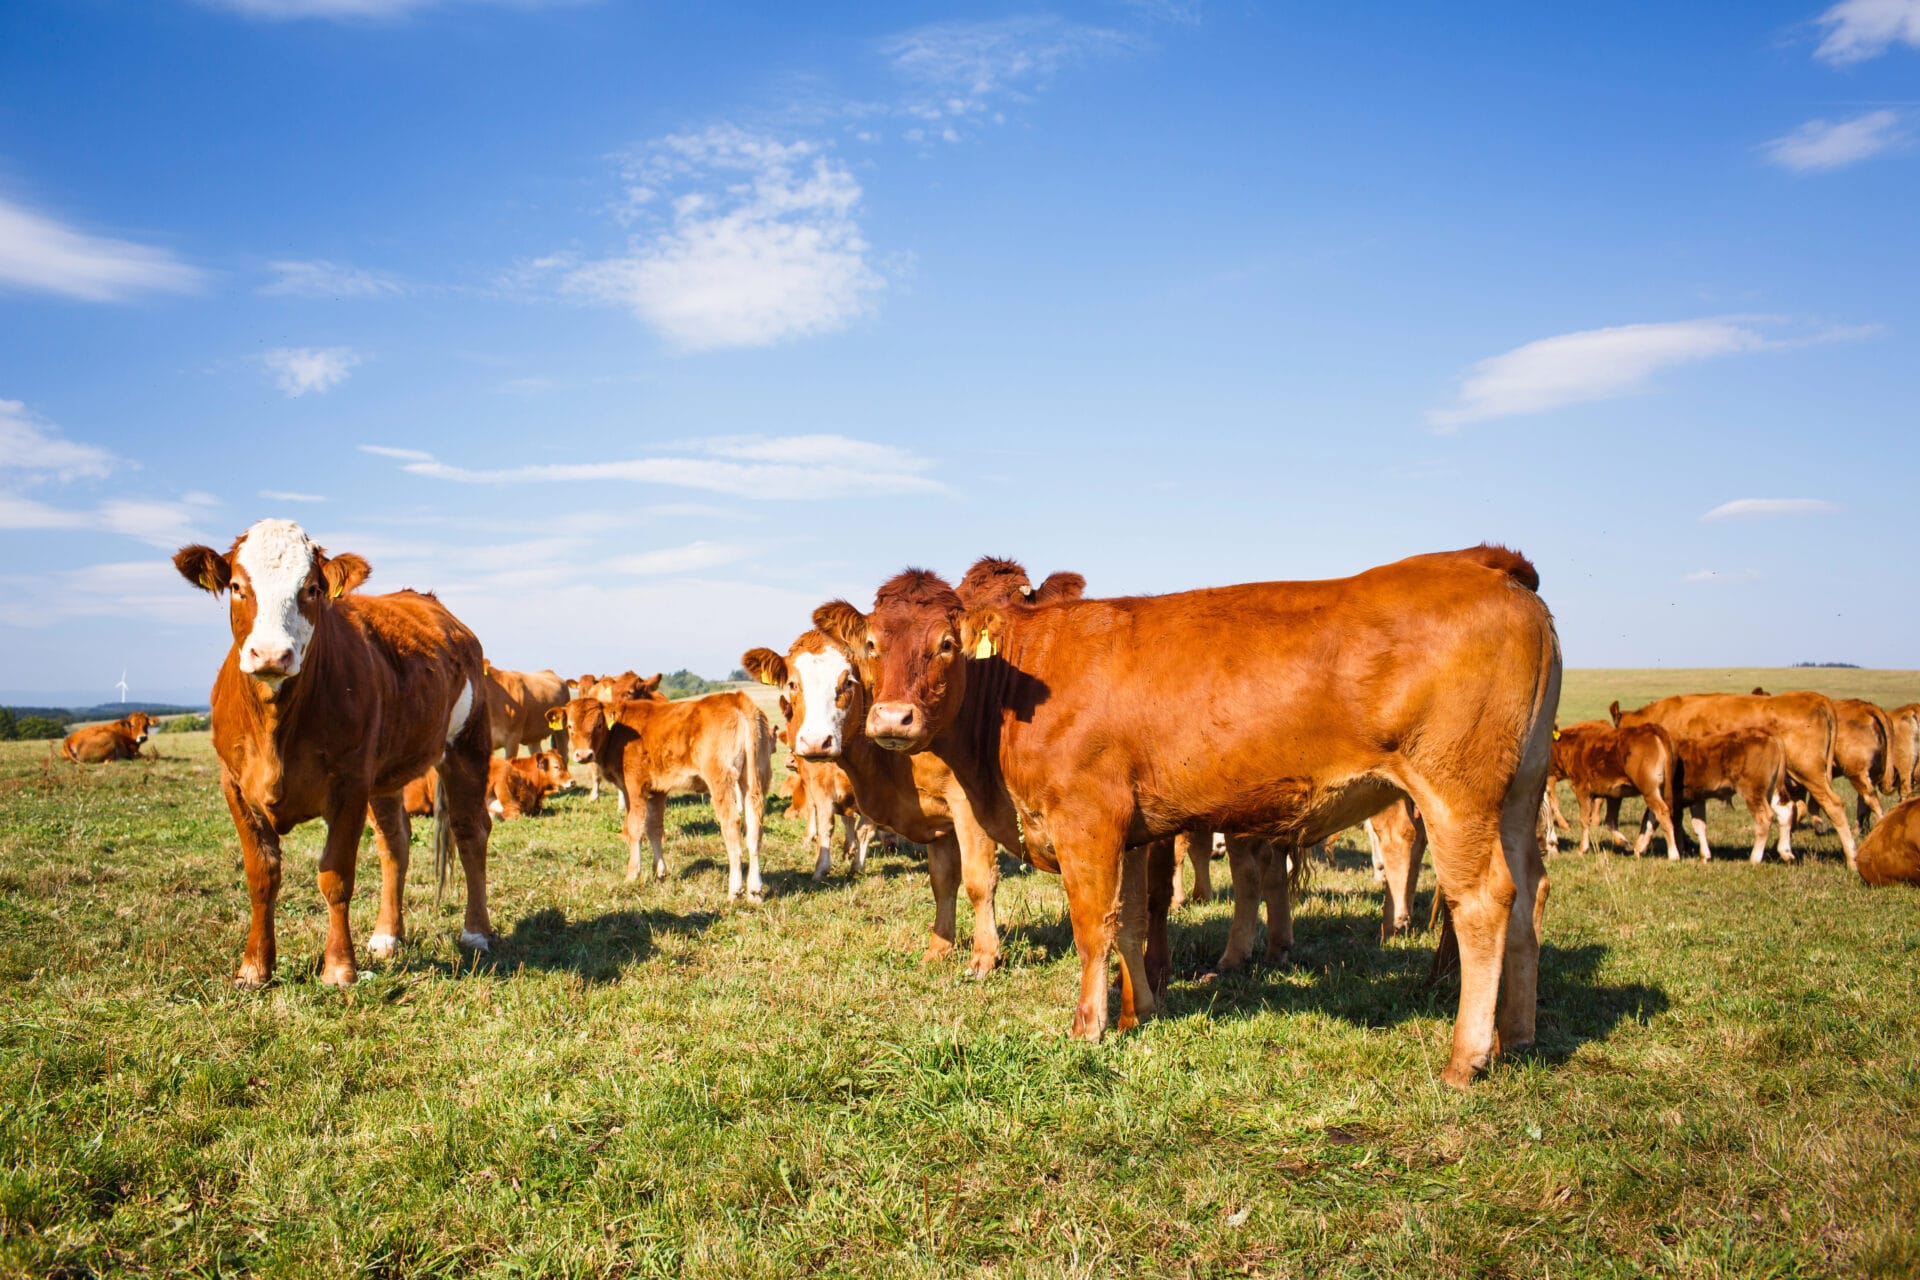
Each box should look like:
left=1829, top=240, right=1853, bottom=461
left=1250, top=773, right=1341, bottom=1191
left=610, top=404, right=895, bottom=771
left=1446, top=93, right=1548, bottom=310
left=3, top=672, right=1919, bottom=1278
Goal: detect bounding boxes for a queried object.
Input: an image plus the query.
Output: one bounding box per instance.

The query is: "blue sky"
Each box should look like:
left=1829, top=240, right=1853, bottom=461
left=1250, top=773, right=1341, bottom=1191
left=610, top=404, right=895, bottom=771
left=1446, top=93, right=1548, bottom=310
left=1, top=0, right=1915, bottom=702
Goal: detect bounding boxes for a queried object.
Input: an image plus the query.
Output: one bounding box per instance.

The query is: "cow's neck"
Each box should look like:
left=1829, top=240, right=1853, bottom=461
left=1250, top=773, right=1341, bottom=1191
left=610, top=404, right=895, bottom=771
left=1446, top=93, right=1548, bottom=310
left=926, top=654, right=1028, bottom=854
left=837, top=721, right=940, bottom=839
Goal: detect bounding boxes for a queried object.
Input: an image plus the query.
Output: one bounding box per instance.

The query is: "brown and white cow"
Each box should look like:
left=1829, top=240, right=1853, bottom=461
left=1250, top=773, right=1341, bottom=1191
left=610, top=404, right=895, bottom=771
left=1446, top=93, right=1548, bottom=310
left=174, top=518, right=493, bottom=987
left=1660, top=729, right=1794, bottom=863
left=1545, top=720, right=1682, bottom=858
left=1855, top=797, right=1920, bottom=886
left=1887, top=704, right=1920, bottom=803
left=550, top=692, right=772, bottom=899
left=481, top=663, right=571, bottom=757
left=816, top=545, right=1559, bottom=1088
left=488, top=750, right=571, bottom=819
left=1613, top=691, right=1857, bottom=868
left=61, top=712, right=155, bottom=763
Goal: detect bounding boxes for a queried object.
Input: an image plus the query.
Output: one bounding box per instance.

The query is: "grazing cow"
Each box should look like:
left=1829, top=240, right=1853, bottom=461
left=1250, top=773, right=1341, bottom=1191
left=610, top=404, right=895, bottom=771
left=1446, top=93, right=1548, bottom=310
left=487, top=750, right=570, bottom=819
left=550, top=692, right=772, bottom=899
left=1658, top=729, right=1794, bottom=863
left=481, top=663, right=571, bottom=757
left=61, top=712, right=155, bottom=763
left=173, top=518, right=493, bottom=987
left=1545, top=720, right=1682, bottom=858
left=1855, top=797, right=1920, bottom=886
left=1168, top=828, right=1215, bottom=909
left=1366, top=797, right=1428, bottom=939
left=816, top=545, right=1559, bottom=1088
left=1887, top=705, right=1920, bottom=803
left=1613, top=691, right=1857, bottom=868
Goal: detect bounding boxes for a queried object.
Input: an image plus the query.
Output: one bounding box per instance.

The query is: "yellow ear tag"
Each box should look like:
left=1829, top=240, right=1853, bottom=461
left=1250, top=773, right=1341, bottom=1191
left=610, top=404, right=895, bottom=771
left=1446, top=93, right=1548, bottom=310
left=759, top=672, right=775, bottom=686
left=975, top=633, right=996, bottom=660
left=1552, top=730, right=1561, bottom=740
left=330, top=583, right=344, bottom=600
left=201, top=573, right=220, bottom=592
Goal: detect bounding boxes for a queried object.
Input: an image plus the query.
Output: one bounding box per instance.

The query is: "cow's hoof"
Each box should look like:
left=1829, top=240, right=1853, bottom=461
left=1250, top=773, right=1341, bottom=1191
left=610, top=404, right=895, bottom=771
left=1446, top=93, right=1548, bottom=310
left=964, top=953, right=999, bottom=980
left=366, top=932, right=401, bottom=960
left=234, top=967, right=271, bottom=990
left=923, top=938, right=956, bottom=963
left=320, top=962, right=358, bottom=988
left=458, top=930, right=493, bottom=953
left=743, top=890, right=765, bottom=905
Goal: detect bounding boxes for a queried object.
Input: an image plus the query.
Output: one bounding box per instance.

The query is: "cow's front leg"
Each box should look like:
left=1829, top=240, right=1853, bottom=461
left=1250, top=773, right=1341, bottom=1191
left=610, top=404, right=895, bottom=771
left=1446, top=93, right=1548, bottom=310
left=317, top=790, right=370, bottom=986
left=645, top=793, right=669, bottom=884
left=222, top=775, right=282, bottom=988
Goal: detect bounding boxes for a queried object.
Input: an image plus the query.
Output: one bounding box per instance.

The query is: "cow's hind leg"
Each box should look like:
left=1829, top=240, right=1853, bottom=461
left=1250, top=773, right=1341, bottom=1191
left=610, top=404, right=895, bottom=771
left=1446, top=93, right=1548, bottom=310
left=366, top=794, right=411, bottom=959
left=1800, top=774, right=1858, bottom=868
left=1687, top=800, right=1713, bottom=862
left=1261, top=842, right=1295, bottom=963
left=1145, top=838, right=1175, bottom=1000
left=644, top=793, right=668, bottom=884
left=440, top=739, right=495, bottom=950
left=1057, top=827, right=1135, bottom=1041
left=1112, top=841, right=1155, bottom=1032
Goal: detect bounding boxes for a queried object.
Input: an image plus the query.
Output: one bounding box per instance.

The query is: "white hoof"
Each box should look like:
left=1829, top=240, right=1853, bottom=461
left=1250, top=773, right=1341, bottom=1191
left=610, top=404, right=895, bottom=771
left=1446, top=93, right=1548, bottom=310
left=366, top=932, right=400, bottom=959
left=458, top=930, right=492, bottom=953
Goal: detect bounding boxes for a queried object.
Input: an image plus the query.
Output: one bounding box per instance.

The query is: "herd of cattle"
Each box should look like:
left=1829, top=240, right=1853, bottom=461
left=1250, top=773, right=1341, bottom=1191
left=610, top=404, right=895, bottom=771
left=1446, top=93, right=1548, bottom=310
left=43, top=518, right=1917, bottom=1088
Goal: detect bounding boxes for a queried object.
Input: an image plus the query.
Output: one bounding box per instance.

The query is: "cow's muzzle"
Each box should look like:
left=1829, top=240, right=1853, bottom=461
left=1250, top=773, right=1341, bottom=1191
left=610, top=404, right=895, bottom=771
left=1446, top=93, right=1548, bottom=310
left=867, top=702, right=928, bottom=752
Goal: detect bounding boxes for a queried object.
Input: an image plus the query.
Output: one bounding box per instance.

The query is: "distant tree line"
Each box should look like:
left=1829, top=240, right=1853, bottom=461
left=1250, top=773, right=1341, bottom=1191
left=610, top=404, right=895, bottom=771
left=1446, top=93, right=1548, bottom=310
left=1792, top=662, right=1861, bottom=669
left=660, top=670, right=735, bottom=699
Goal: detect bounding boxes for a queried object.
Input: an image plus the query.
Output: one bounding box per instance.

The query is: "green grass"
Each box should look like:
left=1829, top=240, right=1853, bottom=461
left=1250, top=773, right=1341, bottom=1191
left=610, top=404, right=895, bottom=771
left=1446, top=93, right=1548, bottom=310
left=2, top=675, right=1918, bottom=1278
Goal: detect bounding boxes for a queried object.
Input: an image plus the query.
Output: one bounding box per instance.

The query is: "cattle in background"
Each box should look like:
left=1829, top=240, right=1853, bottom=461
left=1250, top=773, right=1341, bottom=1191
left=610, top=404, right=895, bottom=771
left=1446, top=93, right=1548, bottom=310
left=61, top=712, right=155, bottom=763
left=1167, top=829, right=1215, bottom=909
left=818, top=545, right=1559, bottom=1088
left=551, top=692, right=772, bottom=899
left=1366, top=797, right=1428, bottom=939
left=488, top=751, right=571, bottom=819
left=1613, top=691, right=1857, bottom=868
left=481, top=664, right=571, bottom=757
left=173, top=518, right=493, bottom=987
left=586, top=671, right=662, bottom=704
left=1545, top=720, right=1682, bottom=858
left=1856, top=797, right=1920, bottom=886
left=1660, top=729, right=1794, bottom=863
left=1750, top=690, right=1895, bottom=833
left=786, top=757, right=878, bottom=878
left=1888, top=705, right=1920, bottom=803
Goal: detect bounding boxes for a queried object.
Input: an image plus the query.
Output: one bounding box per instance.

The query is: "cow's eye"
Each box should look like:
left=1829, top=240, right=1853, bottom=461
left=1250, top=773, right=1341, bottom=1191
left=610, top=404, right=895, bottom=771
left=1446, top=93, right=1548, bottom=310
left=938, top=635, right=954, bottom=655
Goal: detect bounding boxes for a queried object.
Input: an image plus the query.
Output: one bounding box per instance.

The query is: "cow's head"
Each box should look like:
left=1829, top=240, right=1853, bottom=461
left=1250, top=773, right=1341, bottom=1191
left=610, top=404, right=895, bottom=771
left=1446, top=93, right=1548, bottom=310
left=744, top=632, right=858, bottom=760
left=550, top=697, right=614, bottom=765
left=123, top=712, right=154, bottom=744
left=814, top=570, right=979, bottom=753
left=534, top=749, right=574, bottom=791
left=956, top=557, right=1087, bottom=609
left=173, top=519, right=370, bottom=685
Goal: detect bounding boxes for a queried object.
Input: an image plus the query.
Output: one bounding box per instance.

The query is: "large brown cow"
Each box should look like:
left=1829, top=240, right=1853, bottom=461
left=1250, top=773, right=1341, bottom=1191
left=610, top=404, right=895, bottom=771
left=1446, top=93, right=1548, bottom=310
left=816, top=545, right=1559, bottom=1088
left=481, top=663, right=571, bottom=757
left=551, top=692, right=772, bottom=899
left=173, top=518, right=494, bottom=986
left=1887, top=704, right=1920, bottom=803
left=1662, top=729, right=1794, bottom=863
left=1613, top=691, right=1857, bottom=868
left=61, top=712, right=154, bottom=763
left=1856, top=797, right=1920, bottom=886
left=1545, top=720, right=1681, bottom=858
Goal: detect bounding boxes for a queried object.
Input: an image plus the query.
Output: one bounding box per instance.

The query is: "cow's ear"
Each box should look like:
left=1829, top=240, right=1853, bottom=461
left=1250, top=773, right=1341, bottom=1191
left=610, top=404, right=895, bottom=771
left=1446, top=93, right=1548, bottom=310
left=640, top=673, right=663, bottom=696
left=1034, top=571, right=1086, bottom=604
left=174, top=545, right=231, bottom=594
left=319, top=553, right=371, bottom=599
left=741, top=648, right=787, bottom=687
left=1608, top=700, right=1622, bottom=726
left=960, top=605, right=1008, bottom=660
left=812, top=600, right=869, bottom=654
left=545, top=707, right=567, bottom=733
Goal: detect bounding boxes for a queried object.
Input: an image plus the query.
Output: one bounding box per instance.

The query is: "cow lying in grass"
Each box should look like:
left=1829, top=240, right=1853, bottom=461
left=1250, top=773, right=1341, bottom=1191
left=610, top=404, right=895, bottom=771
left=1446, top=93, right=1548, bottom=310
left=488, top=751, right=571, bottom=819
left=61, top=712, right=154, bottom=764
left=1856, top=797, right=1920, bottom=886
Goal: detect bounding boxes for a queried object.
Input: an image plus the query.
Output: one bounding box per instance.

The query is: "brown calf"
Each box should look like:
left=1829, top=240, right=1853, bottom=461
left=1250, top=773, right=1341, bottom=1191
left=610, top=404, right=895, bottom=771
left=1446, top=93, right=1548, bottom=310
left=817, top=545, right=1559, bottom=1088
left=61, top=711, right=155, bottom=763
left=482, top=664, right=571, bottom=757
left=551, top=692, right=772, bottom=898
left=787, top=759, right=878, bottom=878
left=1887, top=704, right=1920, bottom=803
left=488, top=750, right=570, bottom=819
left=1663, top=729, right=1793, bottom=863
left=1546, top=720, right=1682, bottom=858
left=174, top=518, right=493, bottom=987
left=1855, top=797, right=1920, bottom=886
left=1613, top=691, right=1857, bottom=868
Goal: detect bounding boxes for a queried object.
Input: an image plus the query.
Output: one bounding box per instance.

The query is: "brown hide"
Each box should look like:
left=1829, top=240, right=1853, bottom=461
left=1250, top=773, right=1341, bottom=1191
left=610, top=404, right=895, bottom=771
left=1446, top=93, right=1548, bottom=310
left=62, top=712, right=155, bottom=763
left=1612, top=690, right=1857, bottom=866
left=482, top=665, right=571, bottom=756
left=819, top=544, right=1559, bottom=1089
left=1856, top=797, right=1920, bottom=886
left=1546, top=720, right=1681, bottom=857
left=1668, top=729, right=1792, bottom=863
left=487, top=751, right=568, bottom=818
left=173, top=521, right=493, bottom=987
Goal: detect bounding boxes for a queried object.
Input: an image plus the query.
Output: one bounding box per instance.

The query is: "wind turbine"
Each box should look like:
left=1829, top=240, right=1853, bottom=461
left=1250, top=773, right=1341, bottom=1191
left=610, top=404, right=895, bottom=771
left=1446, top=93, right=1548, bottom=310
left=116, top=669, right=129, bottom=704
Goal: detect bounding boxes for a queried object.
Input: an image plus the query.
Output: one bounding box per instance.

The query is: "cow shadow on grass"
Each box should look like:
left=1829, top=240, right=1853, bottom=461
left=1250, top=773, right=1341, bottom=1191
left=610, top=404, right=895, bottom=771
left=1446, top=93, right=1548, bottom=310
left=486, top=904, right=724, bottom=984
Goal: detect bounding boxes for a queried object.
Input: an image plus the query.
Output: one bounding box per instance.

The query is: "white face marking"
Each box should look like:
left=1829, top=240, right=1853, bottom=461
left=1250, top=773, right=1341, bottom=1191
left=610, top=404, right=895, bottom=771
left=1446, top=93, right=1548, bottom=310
left=446, top=680, right=475, bottom=746
left=791, top=647, right=852, bottom=757
left=234, top=518, right=318, bottom=679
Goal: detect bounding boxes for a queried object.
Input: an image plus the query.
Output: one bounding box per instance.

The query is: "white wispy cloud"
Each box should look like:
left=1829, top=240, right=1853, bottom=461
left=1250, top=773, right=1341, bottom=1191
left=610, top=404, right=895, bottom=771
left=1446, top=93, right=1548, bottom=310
left=1763, top=109, right=1906, bottom=171
left=260, top=489, right=327, bottom=503
left=0, top=492, right=212, bottom=548
left=1700, top=498, right=1839, bottom=522
left=878, top=15, right=1136, bottom=129
left=261, top=346, right=361, bottom=397
left=1683, top=568, right=1762, bottom=585
left=366, top=432, right=943, bottom=500
left=1813, top=0, right=1920, bottom=64
left=359, top=444, right=434, bottom=461
left=562, top=126, right=885, bottom=352
left=606, top=540, right=750, bottom=576
left=0, top=194, right=202, bottom=303
left=0, top=560, right=213, bottom=628
left=260, top=258, right=406, bottom=298
left=1428, top=318, right=1867, bottom=427
left=0, top=400, right=119, bottom=481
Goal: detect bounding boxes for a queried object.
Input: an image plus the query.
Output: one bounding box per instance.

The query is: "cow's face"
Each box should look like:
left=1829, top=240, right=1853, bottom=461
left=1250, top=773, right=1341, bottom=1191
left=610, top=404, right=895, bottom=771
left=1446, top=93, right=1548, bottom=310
left=125, top=712, right=154, bottom=744
left=535, top=749, right=573, bottom=790
left=815, top=570, right=967, bottom=754
left=173, top=519, right=369, bottom=685
left=552, top=698, right=611, bottom=765
left=746, top=635, right=858, bottom=760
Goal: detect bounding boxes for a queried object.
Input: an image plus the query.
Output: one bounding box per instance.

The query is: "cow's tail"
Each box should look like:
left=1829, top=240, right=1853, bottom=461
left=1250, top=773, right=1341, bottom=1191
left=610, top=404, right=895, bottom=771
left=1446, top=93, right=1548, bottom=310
left=747, top=704, right=774, bottom=812
left=1867, top=705, right=1896, bottom=794
left=1662, top=730, right=1683, bottom=828
left=60, top=738, right=77, bottom=764
left=433, top=770, right=456, bottom=905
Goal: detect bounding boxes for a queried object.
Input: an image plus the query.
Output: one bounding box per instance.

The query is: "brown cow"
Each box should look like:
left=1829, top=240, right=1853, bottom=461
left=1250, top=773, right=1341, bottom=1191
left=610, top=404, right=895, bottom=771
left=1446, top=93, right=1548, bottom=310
left=1366, top=797, right=1428, bottom=939
left=488, top=750, right=570, bottom=819
left=587, top=671, right=662, bottom=704
left=61, top=712, right=155, bottom=763
left=1752, top=689, right=1893, bottom=831
left=173, top=518, right=494, bottom=986
left=481, top=663, right=571, bottom=757
left=1613, top=691, right=1857, bottom=868
left=550, top=692, right=772, bottom=898
left=1545, top=720, right=1681, bottom=858
left=1856, top=797, right=1920, bottom=886
left=816, top=545, right=1559, bottom=1088
left=1660, top=729, right=1794, bottom=863
left=1888, top=704, right=1920, bottom=803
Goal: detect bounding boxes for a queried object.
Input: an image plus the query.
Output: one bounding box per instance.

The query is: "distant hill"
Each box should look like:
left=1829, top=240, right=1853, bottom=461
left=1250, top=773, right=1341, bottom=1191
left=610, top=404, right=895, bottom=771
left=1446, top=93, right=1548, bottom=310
left=3, top=702, right=208, bottom=725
